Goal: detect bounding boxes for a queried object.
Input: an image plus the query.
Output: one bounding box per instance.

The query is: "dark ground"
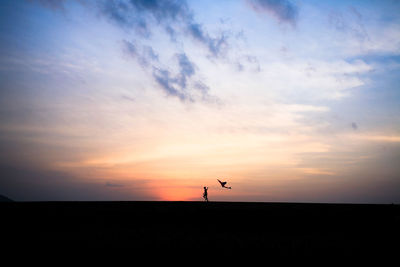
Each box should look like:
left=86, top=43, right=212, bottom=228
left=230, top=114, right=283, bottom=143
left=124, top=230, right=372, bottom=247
left=1, top=201, right=399, bottom=259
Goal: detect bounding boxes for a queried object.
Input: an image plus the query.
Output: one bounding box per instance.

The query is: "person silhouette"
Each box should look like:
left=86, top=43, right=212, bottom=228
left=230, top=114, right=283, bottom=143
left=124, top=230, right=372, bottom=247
left=203, top=186, right=209, bottom=202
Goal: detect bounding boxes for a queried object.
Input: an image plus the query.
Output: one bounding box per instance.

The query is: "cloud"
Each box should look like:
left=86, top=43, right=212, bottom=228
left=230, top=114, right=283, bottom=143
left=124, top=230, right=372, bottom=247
left=176, top=53, right=195, bottom=88
left=34, top=0, right=66, bottom=10
left=30, top=0, right=241, bottom=102
left=38, top=0, right=230, bottom=57
left=329, top=7, right=369, bottom=43
left=122, top=40, right=213, bottom=102
left=121, top=94, right=136, bottom=102
left=122, top=40, right=219, bottom=102
left=247, top=0, right=299, bottom=26
left=122, top=41, right=203, bottom=102
left=357, top=135, right=400, bottom=143
left=193, top=81, right=210, bottom=97
left=351, top=122, right=358, bottom=130
left=297, top=167, right=335, bottom=176
left=177, top=53, right=195, bottom=77
left=105, top=182, right=124, bottom=187
left=284, top=104, right=329, bottom=113
left=236, top=55, right=261, bottom=72
left=100, top=1, right=229, bottom=101
left=0, top=164, right=151, bottom=201
left=150, top=53, right=218, bottom=103
left=187, top=23, right=229, bottom=57
left=152, top=67, right=188, bottom=101
left=98, top=0, right=189, bottom=37
left=122, top=40, right=159, bottom=67
left=99, top=0, right=228, bottom=57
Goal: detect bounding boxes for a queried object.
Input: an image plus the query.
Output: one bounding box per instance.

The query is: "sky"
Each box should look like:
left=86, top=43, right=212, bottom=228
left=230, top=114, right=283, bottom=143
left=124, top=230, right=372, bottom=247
left=0, top=0, right=399, bottom=203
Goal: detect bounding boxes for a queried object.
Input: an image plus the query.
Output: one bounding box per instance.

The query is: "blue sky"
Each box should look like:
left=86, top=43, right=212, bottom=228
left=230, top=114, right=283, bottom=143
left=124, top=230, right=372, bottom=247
left=0, top=0, right=399, bottom=202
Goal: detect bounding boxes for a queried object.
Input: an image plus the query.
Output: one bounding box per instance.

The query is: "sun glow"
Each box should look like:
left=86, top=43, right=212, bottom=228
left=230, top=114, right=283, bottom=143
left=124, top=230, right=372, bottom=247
left=154, top=186, right=200, bottom=201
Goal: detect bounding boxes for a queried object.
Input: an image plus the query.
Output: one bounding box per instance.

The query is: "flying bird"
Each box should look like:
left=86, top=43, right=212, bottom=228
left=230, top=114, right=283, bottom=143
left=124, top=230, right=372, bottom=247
left=217, top=179, right=231, bottom=189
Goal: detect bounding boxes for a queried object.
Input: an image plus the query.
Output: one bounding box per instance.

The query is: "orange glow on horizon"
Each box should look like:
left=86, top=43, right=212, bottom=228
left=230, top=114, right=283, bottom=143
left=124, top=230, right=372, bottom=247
left=155, top=186, right=200, bottom=201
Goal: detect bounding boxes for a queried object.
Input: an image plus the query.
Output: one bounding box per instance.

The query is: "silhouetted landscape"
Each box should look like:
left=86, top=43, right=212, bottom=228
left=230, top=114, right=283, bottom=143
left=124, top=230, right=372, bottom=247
left=0, top=195, right=13, bottom=202
left=2, top=201, right=399, bottom=258
left=2, top=1, right=400, bottom=262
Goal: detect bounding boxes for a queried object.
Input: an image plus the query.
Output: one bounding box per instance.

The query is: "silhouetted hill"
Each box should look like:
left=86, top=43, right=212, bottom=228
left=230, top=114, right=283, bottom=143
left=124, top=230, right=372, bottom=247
left=0, top=195, right=13, bottom=202
left=1, top=201, right=399, bottom=260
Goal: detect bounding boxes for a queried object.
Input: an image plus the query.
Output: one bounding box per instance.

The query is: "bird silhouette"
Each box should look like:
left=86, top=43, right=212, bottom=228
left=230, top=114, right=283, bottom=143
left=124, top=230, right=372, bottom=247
left=217, top=179, right=231, bottom=189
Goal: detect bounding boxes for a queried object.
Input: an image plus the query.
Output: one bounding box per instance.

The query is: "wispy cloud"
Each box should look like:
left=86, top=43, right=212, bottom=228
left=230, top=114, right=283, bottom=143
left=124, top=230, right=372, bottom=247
left=152, top=67, right=188, bottom=101
left=122, top=40, right=201, bottom=101
left=98, top=0, right=231, bottom=102
left=329, top=6, right=369, bottom=43
left=326, top=5, right=400, bottom=57
left=176, top=53, right=195, bottom=88
left=34, top=0, right=66, bottom=10
left=246, top=0, right=299, bottom=26
left=33, top=0, right=230, bottom=102
left=122, top=39, right=159, bottom=68
left=150, top=52, right=217, bottom=102
left=356, top=135, right=400, bottom=143
left=98, top=0, right=190, bottom=38
left=187, top=23, right=229, bottom=57
left=297, top=168, right=335, bottom=176
left=99, top=0, right=229, bottom=57
left=105, top=182, right=124, bottom=187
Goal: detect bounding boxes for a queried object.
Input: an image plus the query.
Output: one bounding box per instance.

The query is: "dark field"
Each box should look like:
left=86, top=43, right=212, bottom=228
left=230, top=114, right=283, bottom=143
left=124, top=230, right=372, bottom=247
left=2, top=201, right=399, bottom=258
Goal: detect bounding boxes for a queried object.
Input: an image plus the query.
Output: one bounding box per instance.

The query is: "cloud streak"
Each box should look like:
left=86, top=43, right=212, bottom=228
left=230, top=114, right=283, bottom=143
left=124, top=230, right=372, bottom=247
left=31, top=0, right=256, bottom=103
left=186, top=23, right=229, bottom=57
left=32, top=0, right=229, bottom=102
left=99, top=0, right=229, bottom=57
left=100, top=0, right=229, bottom=102
left=34, top=0, right=66, bottom=10
left=150, top=53, right=214, bottom=102
left=122, top=39, right=159, bottom=68
left=247, top=0, right=299, bottom=26
left=0, top=164, right=151, bottom=201
left=152, top=67, right=188, bottom=101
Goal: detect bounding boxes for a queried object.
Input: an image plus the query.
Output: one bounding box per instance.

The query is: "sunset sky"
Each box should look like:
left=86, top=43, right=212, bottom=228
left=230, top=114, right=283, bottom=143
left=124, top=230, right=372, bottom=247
left=1, top=0, right=399, bottom=203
